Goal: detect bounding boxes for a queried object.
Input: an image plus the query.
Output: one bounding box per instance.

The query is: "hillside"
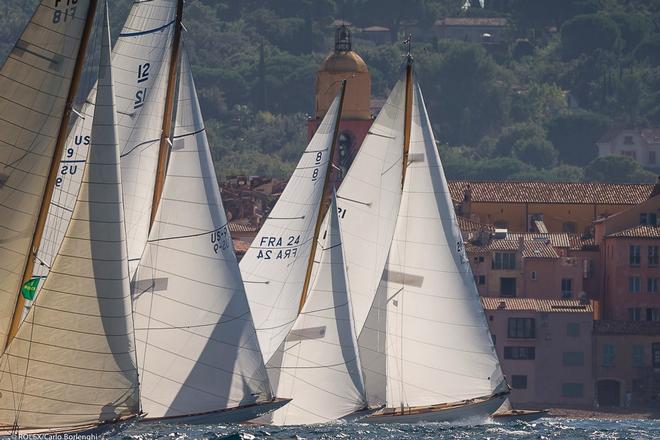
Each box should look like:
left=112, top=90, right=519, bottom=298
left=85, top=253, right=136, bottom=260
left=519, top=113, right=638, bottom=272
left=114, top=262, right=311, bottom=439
left=2, top=0, right=660, bottom=182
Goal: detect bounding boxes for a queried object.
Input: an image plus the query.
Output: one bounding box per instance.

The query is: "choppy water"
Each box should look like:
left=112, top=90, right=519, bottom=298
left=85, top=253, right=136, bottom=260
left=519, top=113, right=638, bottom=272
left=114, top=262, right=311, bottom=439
left=116, top=418, right=660, bottom=440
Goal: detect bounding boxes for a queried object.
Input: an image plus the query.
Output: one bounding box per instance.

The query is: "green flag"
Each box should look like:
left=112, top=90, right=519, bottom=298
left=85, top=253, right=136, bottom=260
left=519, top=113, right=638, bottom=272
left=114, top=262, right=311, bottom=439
left=20, top=277, right=40, bottom=301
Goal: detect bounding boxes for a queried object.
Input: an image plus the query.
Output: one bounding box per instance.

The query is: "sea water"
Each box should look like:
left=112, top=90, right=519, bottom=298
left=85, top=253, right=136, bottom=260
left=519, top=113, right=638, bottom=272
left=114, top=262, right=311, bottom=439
left=117, top=418, right=660, bottom=439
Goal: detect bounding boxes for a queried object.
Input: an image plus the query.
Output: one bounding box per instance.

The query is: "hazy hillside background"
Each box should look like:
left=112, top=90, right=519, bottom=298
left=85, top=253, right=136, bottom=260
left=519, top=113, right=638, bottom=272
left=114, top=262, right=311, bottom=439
left=3, top=0, right=660, bottom=182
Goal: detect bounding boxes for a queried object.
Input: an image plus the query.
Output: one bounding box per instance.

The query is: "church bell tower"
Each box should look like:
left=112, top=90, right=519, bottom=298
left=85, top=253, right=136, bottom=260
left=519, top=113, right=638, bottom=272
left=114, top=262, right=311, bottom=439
left=308, top=25, right=373, bottom=181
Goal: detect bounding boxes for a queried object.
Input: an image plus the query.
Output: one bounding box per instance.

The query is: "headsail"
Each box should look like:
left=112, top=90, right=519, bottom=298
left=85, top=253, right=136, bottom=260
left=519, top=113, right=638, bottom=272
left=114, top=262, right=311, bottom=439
left=240, top=91, right=344, bottom=364
left=0, top=8, right=140, bottom=428
left=379, top=83, right=505, bottom=409
left=37, top=0, right=180, bottom=284
left=267, top=193, right=366, bottom=425
left=132, top=49, right=272, bottom=419
left=0, top=0, right=96, bottom=350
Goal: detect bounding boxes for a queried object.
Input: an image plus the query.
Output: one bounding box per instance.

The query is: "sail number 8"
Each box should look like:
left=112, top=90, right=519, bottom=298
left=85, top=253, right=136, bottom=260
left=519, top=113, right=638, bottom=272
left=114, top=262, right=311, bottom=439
left=53, top=0, right=78, bottom=23
left=311, top=151, right=323, bottom=182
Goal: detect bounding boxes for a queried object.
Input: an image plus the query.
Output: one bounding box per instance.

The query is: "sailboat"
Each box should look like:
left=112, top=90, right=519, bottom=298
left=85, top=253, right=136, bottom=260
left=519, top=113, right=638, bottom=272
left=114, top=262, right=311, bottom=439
left=263, top=192, right=368, bottom=425
left=240, top=81, right=347, bottom=368
left=26, top=0, right=180, bottom=321
left=342, top=54, right=509, bottom=423
left=0, top=3, right=142, bottom=434
left=131, top=47, right=289, bottom=424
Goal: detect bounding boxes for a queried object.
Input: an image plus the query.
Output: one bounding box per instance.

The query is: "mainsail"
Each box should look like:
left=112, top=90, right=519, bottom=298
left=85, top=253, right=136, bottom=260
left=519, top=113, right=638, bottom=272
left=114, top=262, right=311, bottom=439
left=376, top=83, right=505, bottom=410
left=36, top=0, right=179, bottom=285
left=267, top=193, right=366, bottom=425
left=132, top=49, right=272, bottom=419
left=0, top=8, right=140, bottom=429
left=0, top=0, right=96, bottom=350
left=240, top=91, right=344, bottom=364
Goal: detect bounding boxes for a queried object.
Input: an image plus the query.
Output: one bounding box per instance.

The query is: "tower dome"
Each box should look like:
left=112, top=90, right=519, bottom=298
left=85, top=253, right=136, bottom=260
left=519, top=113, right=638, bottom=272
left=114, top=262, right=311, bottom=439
left=315, top=25, right=371, bottom=120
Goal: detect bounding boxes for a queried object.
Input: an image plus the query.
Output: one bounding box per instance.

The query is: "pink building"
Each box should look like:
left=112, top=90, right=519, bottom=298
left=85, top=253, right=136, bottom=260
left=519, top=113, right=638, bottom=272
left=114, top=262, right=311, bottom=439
left=482, top=297, right=594, bottom=406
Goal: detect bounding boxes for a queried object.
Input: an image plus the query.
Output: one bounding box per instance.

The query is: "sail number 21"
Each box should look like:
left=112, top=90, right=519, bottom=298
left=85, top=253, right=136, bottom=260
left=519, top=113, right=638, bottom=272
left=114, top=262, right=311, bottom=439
left=53, top=0, right=78, bottom=23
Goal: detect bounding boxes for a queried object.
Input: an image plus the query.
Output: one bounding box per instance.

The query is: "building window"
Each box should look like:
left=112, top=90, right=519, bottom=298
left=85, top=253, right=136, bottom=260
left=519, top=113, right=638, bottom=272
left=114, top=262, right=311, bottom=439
left=649, top=278, right=659, bottom=293
left=493, top=252, right=516, bottom=270
left=500, top=277, right=517, bottom=297
left=647, top=308, right=660, bottom=322
left=504, top=346, right=536, bottom=360
left=474, top=255, right=485, bottom=263
left=629, top=276, right=641, bottom=293
left=649, top=246, right=659, bottom=266
left=511, top=375, right=527, bottom=389
left=474, top=275, right=486, bottom=285
left=563, top=351, right=585, bottom=366
left=651, top=151, right=657, bottom=165
left=622, top=150, right=637, bottom=159
left=633, top=345, right=645, bottom=367
left=508, top=318, right=535, bottom=339
left=531, top=271, right=537, bottom=281
left=629, top=307, right=642, bottom=321
left=630, top=245, right=641, bottom=266
left=562, top=383, right=584, bottom=398
left=566, top=323, right=580, bottom=337
left=562, top=221, right=577, bottom=233
left=494, top=220, right=508, bottom=229
left=624, top=135, right=634, bottom=145
left=603, top=344, right=615, bottom=367
left=561, top=278, right=573, bottom=299
left=641, top=213, right=658, bottom=226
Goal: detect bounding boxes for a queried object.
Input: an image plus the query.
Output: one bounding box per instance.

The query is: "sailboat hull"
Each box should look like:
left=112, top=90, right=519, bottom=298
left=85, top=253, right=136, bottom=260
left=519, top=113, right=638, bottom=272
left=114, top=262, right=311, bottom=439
left=0, top=414, right=139, bottom=437
left=142, top=398, right=291, bottom=425
left=363, top=393, right=508, bottom=424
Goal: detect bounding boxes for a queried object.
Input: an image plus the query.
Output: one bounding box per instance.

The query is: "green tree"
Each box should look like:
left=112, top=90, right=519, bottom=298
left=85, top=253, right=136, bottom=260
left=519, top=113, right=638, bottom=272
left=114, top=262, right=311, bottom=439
left=560, top=14, right=621, bottom=60
left=546, top=111, right=610, bottom=166
left=512, top=137, right=558, bottom=168
left=585, top=156, right=656, bottom=183
left=494, top=122, right=546, bottom=156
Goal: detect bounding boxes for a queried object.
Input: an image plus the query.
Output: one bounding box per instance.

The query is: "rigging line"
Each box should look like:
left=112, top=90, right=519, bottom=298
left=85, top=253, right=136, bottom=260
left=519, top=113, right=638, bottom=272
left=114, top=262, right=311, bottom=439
left=172, top=127, right=205, bottom=139
left=146, top=221, right=228, bottom=243
left=266, top=216, right=305, bottom=220
left=277, top=357, right=359, bottom=370
left=337, top=195, right=371, bottom=206
left=119, top=137, right=160, bottom=158
left=118, top=19, right=176, bottom=37
left=133, top=311, right=251, bottom=330
left=255, top=317, right=298, bottom=331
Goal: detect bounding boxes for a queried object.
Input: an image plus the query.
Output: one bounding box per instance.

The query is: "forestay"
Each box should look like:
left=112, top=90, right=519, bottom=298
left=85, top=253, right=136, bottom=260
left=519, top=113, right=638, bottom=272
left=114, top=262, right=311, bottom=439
left=241, top=93, right=343, bottom=364
left=0, top=0, right=94, bottom=352
left=0, top=12, right=140, bottom=428
left=267, top=194, right=366, bottom=425
left=380, top=84, right=505, bottom=408
left=132, top=50, right=272, bottom=419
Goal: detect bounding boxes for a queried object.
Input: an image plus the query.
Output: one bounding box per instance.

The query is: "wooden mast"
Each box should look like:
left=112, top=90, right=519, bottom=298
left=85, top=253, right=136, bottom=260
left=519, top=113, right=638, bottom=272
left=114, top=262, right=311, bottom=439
left=5, top=0, right=100, bottom=349
left=298, top=80, right=347, bottom=312
left=150, top=0, right=184, bottom=228
left=401, top=35, right=414, bottom=188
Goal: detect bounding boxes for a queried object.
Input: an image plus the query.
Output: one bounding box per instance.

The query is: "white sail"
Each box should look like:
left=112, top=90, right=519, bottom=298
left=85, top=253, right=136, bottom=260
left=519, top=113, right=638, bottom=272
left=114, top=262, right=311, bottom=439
left=319, top=80, right=407, bottom=405
left=379, top=84, right=504, bottom=409
left=0, top=9, right=140, bottom=428
left=37, top=0, right=179, bottom=283
left=240, top=93, right=343, bottom=364
left=132, top=50, right=272, bottom=419
left=0, top=0, right=95, bottom=351
left=267, top=193, right=366, bottom=425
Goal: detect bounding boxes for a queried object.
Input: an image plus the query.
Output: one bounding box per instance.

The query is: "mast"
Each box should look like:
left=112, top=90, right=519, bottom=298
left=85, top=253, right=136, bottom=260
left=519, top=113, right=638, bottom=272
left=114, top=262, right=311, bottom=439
left=150, top=0, right=184, bottom=228
left=298, top=79, right=347, bottom=312
left=401, top=35, right=414, bottom=188
left=6, top=0, right=99, bottom=349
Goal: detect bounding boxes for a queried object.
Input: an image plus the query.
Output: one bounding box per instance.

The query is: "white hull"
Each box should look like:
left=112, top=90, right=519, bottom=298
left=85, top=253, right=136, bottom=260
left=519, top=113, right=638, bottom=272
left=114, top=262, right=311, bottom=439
left=142, top=398, right=291, bottom=425
left=363, top=393, right=507, bottom=424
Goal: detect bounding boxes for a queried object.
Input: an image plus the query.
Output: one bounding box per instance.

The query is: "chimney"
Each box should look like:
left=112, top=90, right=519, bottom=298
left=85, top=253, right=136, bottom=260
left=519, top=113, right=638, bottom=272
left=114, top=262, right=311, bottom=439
left=461, top=183, right=472, bottom=217
left=649, top=176, right=660, bottom=199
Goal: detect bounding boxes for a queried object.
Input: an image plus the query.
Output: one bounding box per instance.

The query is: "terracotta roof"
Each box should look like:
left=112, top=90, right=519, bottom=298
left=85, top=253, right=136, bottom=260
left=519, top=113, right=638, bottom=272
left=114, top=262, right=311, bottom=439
left=608, top=225, right=660, bottom=238
left=568, top=234, right=597, bottom=250
left=457, top=216, right=495, bottom=233
left=507, top=233, right=571, bottom=248
left=482, top=297, right=593, bottom=313
left=435, top=18, right=508, bottom=27
left=448, top=180, right=653, bottom=205
left=521, top=240, right=559, bottom=259
left=232, top=239, right=251, bottom=254
left=228, top=222, right=258, bottom=233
